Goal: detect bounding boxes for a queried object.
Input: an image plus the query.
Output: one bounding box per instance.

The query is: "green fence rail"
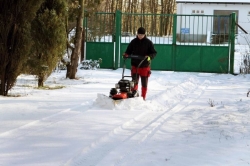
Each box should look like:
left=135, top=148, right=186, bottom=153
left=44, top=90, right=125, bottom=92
left=84, top=11, right=236, bottom=73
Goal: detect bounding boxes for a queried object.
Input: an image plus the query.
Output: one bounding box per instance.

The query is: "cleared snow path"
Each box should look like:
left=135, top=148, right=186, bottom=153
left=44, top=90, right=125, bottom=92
left=63, top=75, right=211, bottom=166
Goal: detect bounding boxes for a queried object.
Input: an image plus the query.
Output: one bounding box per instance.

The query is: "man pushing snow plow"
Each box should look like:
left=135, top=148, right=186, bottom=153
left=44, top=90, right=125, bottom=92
left=122, top=27, right=157, bottom=100
left=96, top=27, right=156, bottom=108
left=110, top=27, right=157, bottom=101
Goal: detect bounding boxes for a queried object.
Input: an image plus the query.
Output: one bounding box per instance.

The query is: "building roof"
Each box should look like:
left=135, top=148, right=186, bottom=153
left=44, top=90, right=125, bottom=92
left=176, top=0, right=250, bottom=4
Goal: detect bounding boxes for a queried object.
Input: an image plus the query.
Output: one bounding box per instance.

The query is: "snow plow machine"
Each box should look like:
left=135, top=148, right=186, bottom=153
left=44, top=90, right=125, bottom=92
left=109, top=54, right=146, bottom=100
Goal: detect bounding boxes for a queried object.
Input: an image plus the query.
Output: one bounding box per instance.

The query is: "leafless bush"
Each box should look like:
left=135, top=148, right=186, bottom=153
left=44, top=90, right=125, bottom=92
left=239, top=53, right=250, bottom=74
left=239, top=33, right=250, bottom=74
left=208, top=99, right=215, bottom=107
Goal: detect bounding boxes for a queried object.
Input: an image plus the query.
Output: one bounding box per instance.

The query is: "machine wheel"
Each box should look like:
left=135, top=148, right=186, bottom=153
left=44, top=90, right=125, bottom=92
left=110, top=88, right=118, bottom=96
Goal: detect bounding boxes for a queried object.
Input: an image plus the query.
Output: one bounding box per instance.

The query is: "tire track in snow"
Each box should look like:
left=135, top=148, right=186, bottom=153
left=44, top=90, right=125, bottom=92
left=63, top=76, right=210, bottom=166
left=0, top=101, right=93, bottom=143
left=113, top=79, right=210, bottom=166
left=106, top=78, right=210, bottom=166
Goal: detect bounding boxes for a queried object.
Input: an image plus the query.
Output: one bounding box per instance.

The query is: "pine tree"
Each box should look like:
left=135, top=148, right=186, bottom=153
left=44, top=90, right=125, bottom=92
left=0, top=0, right=44, bottom=96
left=25, top=0, right=67, bottom=87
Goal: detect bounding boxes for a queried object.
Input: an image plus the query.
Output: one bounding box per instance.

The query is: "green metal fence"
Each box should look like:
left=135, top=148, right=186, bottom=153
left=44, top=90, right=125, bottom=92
left=84, top=11, right=236, bottom=73
left=84, top=12, right=115, bottom=69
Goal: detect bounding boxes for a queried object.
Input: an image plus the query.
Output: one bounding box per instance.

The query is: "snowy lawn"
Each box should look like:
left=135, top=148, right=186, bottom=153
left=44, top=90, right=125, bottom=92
left=0, top=68, right=250, bottom=166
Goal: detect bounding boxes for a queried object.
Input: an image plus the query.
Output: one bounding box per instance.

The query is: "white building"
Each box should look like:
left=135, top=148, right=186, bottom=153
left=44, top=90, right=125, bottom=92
left=176, top=0, right=250, bottom=44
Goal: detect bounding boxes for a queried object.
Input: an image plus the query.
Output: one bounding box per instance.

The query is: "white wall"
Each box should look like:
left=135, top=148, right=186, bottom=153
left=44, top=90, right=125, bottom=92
left=177, top=3, right=250, bottom=44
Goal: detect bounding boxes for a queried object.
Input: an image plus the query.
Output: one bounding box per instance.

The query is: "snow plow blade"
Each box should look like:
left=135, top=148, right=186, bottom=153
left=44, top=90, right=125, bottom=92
left=95, top=93, right=144, bottom=110
left=112, top=92, right=128, bottom=100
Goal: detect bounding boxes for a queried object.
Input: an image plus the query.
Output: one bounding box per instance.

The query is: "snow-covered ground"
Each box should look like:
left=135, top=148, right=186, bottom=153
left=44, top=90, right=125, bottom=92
left=0, top=63, right=250, bottom=165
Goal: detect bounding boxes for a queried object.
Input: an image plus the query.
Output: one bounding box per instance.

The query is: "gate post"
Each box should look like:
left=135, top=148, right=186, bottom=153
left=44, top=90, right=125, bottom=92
left=115, top=10, right=122, bottom=69
left=229, top=12, right=236, bottom=74
left=172, top=14, right=177, bottom=71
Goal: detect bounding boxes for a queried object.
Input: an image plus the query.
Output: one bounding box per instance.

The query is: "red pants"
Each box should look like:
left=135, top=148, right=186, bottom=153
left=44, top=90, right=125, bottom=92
left=131, top=66, right=151, bottom=100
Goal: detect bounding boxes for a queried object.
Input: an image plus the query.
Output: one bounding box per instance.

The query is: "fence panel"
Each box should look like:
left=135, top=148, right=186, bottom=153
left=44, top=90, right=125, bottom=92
left=85, top=42, right=114, bottom=69
left=151, top=45, right=173, bottom=70
left=176, top=14, right=231, bottom=45
left=175, top=46, right=201, bottom=71
left=84, top=11, right=234, bottom=73
left=84, top=12, right=115, bottom=68
left=175, top=45, right=229, bottom=73
left=201, top=46, right=229, bottom=73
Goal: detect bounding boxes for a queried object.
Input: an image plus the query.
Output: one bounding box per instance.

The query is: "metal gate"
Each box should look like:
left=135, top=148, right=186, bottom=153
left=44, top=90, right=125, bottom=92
left=84, top=11, right=236, bottom=73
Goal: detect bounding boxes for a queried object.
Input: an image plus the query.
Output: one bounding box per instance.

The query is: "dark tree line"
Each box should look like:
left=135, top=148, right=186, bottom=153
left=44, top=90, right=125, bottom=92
left=98, top=0, right=176, bottom=36
left=84, top=0, right=176, bottom=41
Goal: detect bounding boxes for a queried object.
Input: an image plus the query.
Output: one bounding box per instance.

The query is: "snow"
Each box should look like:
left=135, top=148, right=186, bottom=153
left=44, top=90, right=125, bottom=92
left=1, top=59, right=250, bottom=166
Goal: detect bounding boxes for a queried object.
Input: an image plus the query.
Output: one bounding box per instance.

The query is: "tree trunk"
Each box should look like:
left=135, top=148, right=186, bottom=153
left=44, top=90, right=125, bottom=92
left=67, top=0, right=84, bottom=79
left=38, top=75, right=44, bottom=87
left=80, top=28, right=85, bottom=62
left=0, top=72, right=6, bottom=96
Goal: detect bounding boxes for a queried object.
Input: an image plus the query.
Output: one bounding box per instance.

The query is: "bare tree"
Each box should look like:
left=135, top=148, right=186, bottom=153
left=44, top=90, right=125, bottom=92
left=66, top=0, right=84, bottom=79
left=66, top=0, right=105, bottom=74
left=98, top=0, right=177, bottom=36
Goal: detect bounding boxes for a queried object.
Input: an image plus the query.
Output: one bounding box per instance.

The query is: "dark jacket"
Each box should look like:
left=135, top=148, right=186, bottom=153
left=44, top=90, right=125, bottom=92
left=125, top=36, right=157, bottom=67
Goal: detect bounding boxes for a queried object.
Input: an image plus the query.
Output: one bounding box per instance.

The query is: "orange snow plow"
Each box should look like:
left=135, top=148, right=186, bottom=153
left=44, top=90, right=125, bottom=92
left=109, top=54, right=146, bottom=100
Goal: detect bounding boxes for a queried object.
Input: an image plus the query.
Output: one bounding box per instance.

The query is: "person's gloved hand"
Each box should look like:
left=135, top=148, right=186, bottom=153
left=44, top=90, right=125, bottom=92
left=146, top=56, right=151, bottom=61
left=123, top=53, right=128, bottom=59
